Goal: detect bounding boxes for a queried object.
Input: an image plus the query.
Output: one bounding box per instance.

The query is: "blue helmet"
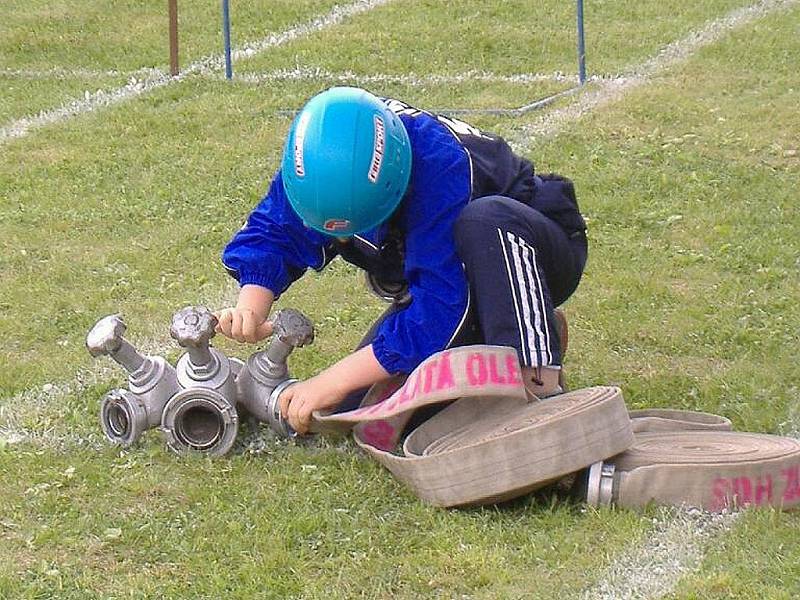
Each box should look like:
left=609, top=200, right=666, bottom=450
left=281, top=87, right=412, bottom=236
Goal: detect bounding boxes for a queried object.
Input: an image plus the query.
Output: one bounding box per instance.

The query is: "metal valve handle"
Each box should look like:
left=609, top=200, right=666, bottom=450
left=263, top=309, right=315, bottom=369
left=86, top=314, right=146, bottom=373
left=170, top=305, right=218, bottom=369
left=271, top=308, right=315, bottom=347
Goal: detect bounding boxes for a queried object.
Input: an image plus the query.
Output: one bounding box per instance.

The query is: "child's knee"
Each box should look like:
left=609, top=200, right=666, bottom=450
left=457, top=195, right=516, bottom=225
left=454, top=195, right=548, bottom=255
left=454, top=196, right=517, bottom=245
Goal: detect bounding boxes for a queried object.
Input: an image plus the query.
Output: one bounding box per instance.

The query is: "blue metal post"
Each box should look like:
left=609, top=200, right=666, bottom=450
left=222, top=0, right=233, bottom=79
left=577, top=0, right=587, bottom=84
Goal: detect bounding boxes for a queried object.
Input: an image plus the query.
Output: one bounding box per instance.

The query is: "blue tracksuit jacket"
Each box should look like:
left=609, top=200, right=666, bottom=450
left=222, top=98, right=542, bottom=375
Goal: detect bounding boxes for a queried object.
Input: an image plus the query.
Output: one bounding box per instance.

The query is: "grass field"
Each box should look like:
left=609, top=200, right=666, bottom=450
left=1, top=0, right=799, bottom=597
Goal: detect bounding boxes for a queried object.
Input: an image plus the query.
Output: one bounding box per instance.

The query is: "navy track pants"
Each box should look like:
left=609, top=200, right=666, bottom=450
left=453, top=194, right=587, bottom=368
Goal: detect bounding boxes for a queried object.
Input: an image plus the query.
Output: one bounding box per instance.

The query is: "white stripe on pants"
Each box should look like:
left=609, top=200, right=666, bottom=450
left=503, top=231, right=552, bottom=366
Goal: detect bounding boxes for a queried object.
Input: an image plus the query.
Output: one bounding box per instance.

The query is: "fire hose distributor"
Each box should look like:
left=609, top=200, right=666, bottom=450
left=86, top=314, right=180, bottom=447
left=236, top=308, right=315, bottom=438
left=161, top=306, right=244, bottom=457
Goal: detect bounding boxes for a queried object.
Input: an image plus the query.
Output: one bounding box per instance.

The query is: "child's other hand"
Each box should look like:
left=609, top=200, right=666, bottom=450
left=214, top=307, right=273, bottom=343
left=278, top=376, right=346, bottom=435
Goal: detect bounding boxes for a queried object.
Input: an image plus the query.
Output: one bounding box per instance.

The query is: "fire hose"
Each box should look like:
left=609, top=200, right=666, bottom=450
left=314, top=347, right=800, bottom=510
left=584, top=425, right=800, bottom=512
left=314, top=345, right=633, bottom=507
left=88, top=309, right=800, bottom=511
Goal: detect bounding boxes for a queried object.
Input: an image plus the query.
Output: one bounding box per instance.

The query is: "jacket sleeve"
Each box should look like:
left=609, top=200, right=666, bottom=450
left=370, top=135, right=472, bottom=374
left=221, top=171, right=330, bottom=296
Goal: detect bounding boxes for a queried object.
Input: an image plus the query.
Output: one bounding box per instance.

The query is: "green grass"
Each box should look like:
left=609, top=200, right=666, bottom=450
left=1, top=0, right=799, bottom=597
left=0, top=0, right=340, bottom=73
left=241, top=0, right=753, bottom=76
left=0, top=73, right=128, bottom=124
left=0, top=446, right=648, bottom=599
left=668, top=511, right=800, bottom=599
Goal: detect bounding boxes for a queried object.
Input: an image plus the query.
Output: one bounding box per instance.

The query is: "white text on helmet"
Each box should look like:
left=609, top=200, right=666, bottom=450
left=368, top=115, right=385, bottom=184
left=294, top=112, right=311, bottom=177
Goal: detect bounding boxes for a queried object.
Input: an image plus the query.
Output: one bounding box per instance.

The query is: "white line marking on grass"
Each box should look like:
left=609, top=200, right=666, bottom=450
left=0, top=70, right=173, bottom=144
left=227, top=66, right=625, bottom=86
left=0, top=67, right=161, bottom=80
left=580, top=508, right=740, bottom=600
left=512, top=0, right=800, bottom=150
left=0, top=367, right=114, bottom=449
left=779, top=388, right=800, bottom=439
left=0, top=0, right=397, bottom=145
left=197, top=0, right=396, bottom=70
left=0, top=426, right=104, bottom=450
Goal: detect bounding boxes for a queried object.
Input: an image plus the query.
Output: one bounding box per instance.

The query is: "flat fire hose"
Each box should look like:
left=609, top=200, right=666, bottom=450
left=628, top=408, right=733, bottom=433
left=585, top=419, right=800, bottom=511
left=316, top=345, right=634, bottom=507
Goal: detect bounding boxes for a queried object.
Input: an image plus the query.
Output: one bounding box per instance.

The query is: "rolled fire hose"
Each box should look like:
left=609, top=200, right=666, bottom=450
left=585, top=427, right=800, bottom=511
left=315, top=345, right=634, bottom=507
left=628, top=408, right=732, bottom=433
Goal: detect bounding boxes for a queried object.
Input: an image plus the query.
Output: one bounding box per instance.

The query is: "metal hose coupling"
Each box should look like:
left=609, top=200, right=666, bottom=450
left=237, top=308, right=314, bottom=439
left=86, top=314, right=180, bottom=447
left=161, top=387, right=239, bottom=456
left=585, top=461, right=616, bottom=507
left=161, top=306, right=244, bottom=457
left=265, top=379, right=300, bottom=439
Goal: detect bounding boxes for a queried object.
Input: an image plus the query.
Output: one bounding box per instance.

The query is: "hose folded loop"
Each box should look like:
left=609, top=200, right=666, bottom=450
left=315, top=345, right=633, bottom=507
left=628, top=408, right=732, bottom=433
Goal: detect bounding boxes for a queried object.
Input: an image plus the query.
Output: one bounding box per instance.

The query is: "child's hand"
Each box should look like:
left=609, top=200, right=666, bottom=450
left=214, top=307, right=273, bottom=343
left=278, top=345, right=389, bottom=434
left=278, top=375, right=347, bottom=434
